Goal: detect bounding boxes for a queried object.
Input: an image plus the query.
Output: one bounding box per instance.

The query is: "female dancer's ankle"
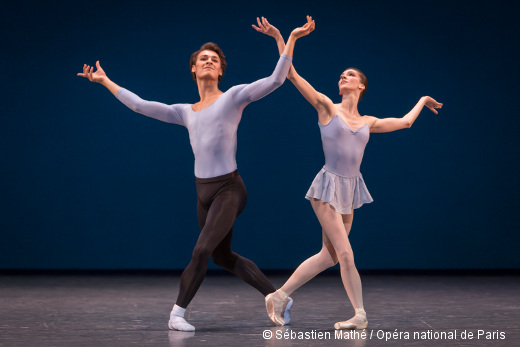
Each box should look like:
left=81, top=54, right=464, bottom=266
left=355, top=307, right=366, bottom=318
left=275, top=289, right=289, bottom=300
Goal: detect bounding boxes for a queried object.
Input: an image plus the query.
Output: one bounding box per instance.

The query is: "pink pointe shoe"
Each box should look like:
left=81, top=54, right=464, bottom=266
left=265, top=290, right=292, bottom=326
left=334, top=308, right=368, bottom=330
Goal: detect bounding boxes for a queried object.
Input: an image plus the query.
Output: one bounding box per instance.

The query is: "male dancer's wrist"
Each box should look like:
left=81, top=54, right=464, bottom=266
left=99, top=77, right=110, bottom=86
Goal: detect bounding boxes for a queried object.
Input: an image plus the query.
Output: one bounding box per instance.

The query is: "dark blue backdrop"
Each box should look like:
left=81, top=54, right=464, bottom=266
left=1, top=0, right=519, bottom=270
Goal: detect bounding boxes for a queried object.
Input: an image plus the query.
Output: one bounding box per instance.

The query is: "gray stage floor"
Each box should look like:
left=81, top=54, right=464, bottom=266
left=0, top=274, right=519, bottom=346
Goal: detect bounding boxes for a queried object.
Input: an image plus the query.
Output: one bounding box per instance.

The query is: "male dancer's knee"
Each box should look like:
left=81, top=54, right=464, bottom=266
left=211, top=251, right=238, bottom=271
left=191, top=244, right=213, bottom=266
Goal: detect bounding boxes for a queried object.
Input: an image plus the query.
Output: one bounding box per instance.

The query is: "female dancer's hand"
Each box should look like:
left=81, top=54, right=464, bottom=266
left=77, top=61, right=107, bottom=84
left=252, top=16, right=281, bottom=39
left=422, top=96, right=443, bottom=114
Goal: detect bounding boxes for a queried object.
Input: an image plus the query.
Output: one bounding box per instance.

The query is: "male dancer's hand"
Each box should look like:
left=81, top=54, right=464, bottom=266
left=77, top=61, right=121, bottom=96
left=78, top=61, right=107, bottom=84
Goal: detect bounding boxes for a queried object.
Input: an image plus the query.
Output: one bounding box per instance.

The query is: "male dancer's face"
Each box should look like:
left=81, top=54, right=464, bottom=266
left=191, top=50, right=223, bottom=82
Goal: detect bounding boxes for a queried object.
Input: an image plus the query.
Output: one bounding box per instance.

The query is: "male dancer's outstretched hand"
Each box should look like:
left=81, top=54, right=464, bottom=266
left=77, top=61, right=107, bottom=84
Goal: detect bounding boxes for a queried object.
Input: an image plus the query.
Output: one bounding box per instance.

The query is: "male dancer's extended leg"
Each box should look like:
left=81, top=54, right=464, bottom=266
left=170, top=174, right=279, bottom=331
left=176, top=188, right=246, bottom=308
left=211, top=228, right=275, bottom=296
left=169, top=177, right=246, bottom=331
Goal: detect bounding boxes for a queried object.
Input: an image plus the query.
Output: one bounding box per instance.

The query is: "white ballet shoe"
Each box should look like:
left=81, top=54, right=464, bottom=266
left=283, top=297, right=293, bottom=325
left=265, top=292, right=286, bottom=325
left=168, top=316, right=195, bottom=332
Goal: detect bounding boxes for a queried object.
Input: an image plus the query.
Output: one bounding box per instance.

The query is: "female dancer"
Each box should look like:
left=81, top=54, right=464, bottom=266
left=78, top=19, right=314, bottom=331
left=253, top=16, right=442, bottom=329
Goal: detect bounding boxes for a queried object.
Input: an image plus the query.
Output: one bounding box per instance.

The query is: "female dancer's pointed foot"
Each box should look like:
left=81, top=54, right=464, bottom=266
left=334, top=309, right=368, bottom=330
left=265, top=290, right=290, bottom=325
left=265, top=293, right=285, bottom=325
left=168, top=316, right=195, bottom=331
left=334, top=318, right=368, bottom=330
left=334, top=307, right=368, bottom=330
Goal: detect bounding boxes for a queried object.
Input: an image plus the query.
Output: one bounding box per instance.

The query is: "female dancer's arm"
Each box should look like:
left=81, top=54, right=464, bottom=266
left=253, top=16, right=335, bottom=121
left=78, top=61, right=184, bottom=125
left=364, top=96, right=443, bottom=133
left=234, top=18, right=315, bottom=105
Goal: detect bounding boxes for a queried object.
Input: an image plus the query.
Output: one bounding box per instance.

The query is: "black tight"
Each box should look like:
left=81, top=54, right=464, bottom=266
left=176, top=171, right=275, bottom=308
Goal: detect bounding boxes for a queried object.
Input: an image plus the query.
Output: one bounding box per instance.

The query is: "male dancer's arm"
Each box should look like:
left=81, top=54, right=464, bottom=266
left=78, top=61, right=185, bottom=125
left=233, top=18, right=315, bottom=106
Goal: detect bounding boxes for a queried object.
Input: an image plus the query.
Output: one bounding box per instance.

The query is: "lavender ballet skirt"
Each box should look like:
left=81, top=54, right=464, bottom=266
left=305, top=166, right=373, bottom=215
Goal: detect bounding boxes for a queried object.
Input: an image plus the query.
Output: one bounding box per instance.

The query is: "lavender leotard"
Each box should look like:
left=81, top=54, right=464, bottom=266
left=305, top=114, right=373, bottom=214
left=116, top=54, right=292, bottom=178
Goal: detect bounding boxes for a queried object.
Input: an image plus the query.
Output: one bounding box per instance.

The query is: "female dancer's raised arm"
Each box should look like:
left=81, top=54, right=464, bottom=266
left=253, top=16, right=335, bottom=123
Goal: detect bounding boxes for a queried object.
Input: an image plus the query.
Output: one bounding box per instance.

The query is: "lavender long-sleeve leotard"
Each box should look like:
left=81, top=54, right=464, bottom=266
left=116, top=54, right=292, bottom=178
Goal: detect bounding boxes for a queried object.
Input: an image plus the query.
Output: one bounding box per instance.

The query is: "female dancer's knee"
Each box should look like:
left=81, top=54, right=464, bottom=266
left=317, top=248, right=338, bottom=268
left=336, top=250, right=356, bottom=269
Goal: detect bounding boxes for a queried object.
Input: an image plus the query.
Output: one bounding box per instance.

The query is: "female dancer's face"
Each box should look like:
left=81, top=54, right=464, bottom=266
left=191, top=50, right=223, bottom=83
left=338, top=69, right=365, bottom=96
